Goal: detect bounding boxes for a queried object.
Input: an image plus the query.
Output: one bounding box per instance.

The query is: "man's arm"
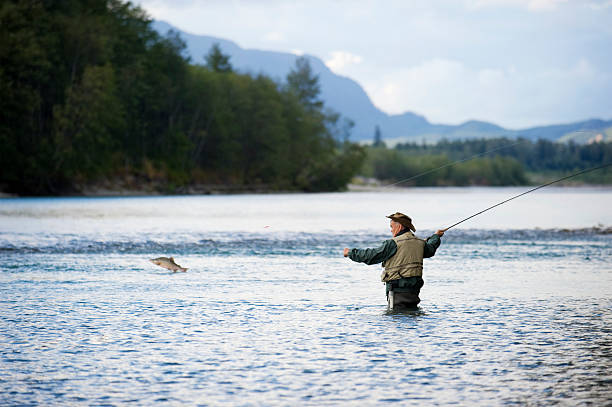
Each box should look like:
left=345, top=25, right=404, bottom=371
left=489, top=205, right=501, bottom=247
left=343, top=239, right=397, bottom=265
left=423, top=229, right=445, bottom=258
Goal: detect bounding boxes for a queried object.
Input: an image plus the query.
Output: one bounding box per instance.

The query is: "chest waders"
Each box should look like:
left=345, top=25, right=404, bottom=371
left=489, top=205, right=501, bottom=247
left=382, top=233, right=425, bottom=309
left=386, top=277, right=424, bottom=309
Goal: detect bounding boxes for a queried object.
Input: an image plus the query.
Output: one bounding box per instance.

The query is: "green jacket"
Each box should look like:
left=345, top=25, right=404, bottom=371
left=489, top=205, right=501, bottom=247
left=348, top=230, right=441, bottom=265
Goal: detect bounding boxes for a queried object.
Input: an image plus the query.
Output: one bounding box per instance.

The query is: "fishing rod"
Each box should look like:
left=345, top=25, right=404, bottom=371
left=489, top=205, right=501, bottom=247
left=381, top=139, right=527, bottom=188
left=441, top=162, right=612, bottom=231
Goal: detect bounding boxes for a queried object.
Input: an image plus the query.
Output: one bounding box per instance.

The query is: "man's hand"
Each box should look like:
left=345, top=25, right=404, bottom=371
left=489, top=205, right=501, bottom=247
left=343, top=248, right=350, bottom=257
left=436, top=229, right=445, bottom=237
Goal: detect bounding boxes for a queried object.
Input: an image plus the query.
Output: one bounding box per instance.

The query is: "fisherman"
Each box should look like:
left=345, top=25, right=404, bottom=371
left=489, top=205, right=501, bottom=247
left=343, top=212, right=444, bottom=309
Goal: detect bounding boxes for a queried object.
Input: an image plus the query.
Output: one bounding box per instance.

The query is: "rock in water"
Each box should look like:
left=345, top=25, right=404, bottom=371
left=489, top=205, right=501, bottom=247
left=149, top=257, right=188, bottom=272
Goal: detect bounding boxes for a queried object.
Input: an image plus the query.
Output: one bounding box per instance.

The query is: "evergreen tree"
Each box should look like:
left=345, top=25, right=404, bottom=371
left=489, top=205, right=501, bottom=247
left=373, top=125, right=385, bottom=147
left=204, top=43, right=232, bottom=73
left=0, top=0, right=367, bottom=195
left=286, top=57, right=322, bottom=110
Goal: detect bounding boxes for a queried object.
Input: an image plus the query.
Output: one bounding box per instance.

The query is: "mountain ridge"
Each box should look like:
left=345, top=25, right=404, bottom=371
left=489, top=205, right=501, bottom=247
left=153, top=21, right=612, bottom=144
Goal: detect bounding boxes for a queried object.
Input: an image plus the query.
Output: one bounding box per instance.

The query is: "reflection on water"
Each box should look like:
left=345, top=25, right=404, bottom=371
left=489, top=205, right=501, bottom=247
left=384, top=307, right=427, bottom=317
left=0, top=190, right=611, bottom=405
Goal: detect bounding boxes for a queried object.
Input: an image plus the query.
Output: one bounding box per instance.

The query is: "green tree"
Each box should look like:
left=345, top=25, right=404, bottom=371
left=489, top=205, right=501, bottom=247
left=373, top=125, right=385, bottom=148
left=205, top=43, right=232, bottom=73
left=361, top=146, right=527, bottom=186
left=0, top=0, right=367, bottom=195
left=286, top=56, right=322, bottom=111
left=53, top=64, right=125, bottom=180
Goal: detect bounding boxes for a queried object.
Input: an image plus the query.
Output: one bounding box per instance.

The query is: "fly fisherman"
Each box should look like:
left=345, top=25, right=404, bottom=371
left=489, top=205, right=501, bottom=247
left=343, top=212, right=445, bottom=309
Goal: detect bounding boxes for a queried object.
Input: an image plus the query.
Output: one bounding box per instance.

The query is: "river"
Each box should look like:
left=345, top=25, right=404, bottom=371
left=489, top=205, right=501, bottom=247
left=1, top=187, right=611, bottom=405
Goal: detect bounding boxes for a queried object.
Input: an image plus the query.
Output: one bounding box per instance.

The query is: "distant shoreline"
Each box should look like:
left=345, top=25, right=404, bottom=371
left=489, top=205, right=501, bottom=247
left=2, top=182, right=611, bottom=198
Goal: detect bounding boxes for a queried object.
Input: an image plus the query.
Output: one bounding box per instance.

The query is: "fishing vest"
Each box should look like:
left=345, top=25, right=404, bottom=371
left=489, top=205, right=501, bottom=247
left=381, top=232, right=425, bottom=282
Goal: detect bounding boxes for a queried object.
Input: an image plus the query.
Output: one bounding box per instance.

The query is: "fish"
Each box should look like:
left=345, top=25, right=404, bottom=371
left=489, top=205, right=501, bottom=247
left=149, top=257, right=188, bottom=272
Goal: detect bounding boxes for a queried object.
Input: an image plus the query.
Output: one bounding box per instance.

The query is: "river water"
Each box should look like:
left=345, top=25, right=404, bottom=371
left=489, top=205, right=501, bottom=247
left=1, top=187, right=611, bottom=406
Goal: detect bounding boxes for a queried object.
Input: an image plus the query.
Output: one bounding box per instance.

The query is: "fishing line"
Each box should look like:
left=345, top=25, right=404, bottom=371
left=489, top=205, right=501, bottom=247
left=442, top=162, right=612, bottom=231
left=381, top=139, right=528, bottom=188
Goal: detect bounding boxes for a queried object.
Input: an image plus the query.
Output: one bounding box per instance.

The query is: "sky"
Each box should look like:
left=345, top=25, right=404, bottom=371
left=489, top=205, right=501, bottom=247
left=135, top=0, right=612, bottom=129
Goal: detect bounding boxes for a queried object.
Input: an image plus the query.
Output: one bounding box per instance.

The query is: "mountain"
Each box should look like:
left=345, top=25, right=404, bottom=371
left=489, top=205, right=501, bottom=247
left=154, top=21, right=612, bottom=144
left=153, top=21, right=397, bottom=141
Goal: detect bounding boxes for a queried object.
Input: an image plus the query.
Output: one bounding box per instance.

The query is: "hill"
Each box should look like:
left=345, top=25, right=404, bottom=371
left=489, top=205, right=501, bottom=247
left=0, top=3, right=365, bottom=195
left=154, top=21, right=612, bottom=144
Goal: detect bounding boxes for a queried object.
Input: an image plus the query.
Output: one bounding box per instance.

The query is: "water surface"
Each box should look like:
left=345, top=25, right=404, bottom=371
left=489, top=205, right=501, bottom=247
left=1, top=187, right=611, bottom=405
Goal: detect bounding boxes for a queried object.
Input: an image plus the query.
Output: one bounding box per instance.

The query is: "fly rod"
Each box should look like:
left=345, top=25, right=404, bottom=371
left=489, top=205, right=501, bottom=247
left=442, top=162, right=612, bottom=231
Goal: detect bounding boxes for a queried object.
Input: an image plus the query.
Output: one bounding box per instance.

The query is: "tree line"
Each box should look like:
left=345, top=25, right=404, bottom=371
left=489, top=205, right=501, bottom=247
left=361, top=137, right=612, bottom=186
left=396, top=138, right=612, bottom=173
left=3, top=1, right=609, bottom=195
left=0, top=0, right=364, bottom=195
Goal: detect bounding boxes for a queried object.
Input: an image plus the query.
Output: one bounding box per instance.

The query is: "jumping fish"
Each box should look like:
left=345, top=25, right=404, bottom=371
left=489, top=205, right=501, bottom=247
left=149, top=257, right=188, bottom=272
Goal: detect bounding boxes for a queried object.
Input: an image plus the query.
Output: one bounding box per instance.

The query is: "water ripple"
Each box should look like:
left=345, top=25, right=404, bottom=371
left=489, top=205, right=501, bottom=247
left=1, top=193, right=611, bottom=405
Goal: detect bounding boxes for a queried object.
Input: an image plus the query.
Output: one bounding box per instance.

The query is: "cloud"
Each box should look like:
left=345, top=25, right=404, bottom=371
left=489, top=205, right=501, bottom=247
left=587, top=0, right=612, bottom=9
left=526, top=0, right=568, bottom=10
left=263, top=31, right=286, bottom=43
left=136, top=0, right=612, bottom=126
left=364, top=58, right=612, bottom=128
left=366, top=58, right=476, bottom=121
left=324, top=51, right=363, bottom=73
left=466, top=0, right=568, bottom=11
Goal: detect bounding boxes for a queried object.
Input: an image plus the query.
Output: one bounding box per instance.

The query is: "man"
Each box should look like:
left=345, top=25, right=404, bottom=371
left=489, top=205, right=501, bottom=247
left=343, top=212, right=445, bottom=309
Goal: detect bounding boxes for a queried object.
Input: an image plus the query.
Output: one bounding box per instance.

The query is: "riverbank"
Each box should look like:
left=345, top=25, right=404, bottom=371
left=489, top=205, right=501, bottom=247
left=3, top=183, right=612, bottom=198
left=0, top=177, right=299, bottom=198
left=2, top=176, right=611, bottom=198
left=76, top=182, right=286, bottom=197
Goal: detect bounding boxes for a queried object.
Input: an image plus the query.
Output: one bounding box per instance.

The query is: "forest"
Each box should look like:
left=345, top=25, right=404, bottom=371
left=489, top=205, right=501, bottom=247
left=0, top=0, right=364, bottom=195
left=2, top=1, right=610, bottom=196
left=360, top=138, right=612, bottom=186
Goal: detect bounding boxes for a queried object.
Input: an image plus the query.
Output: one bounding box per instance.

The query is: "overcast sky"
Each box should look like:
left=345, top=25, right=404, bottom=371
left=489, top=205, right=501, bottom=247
left=136, top=0, right=612, bottom=128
